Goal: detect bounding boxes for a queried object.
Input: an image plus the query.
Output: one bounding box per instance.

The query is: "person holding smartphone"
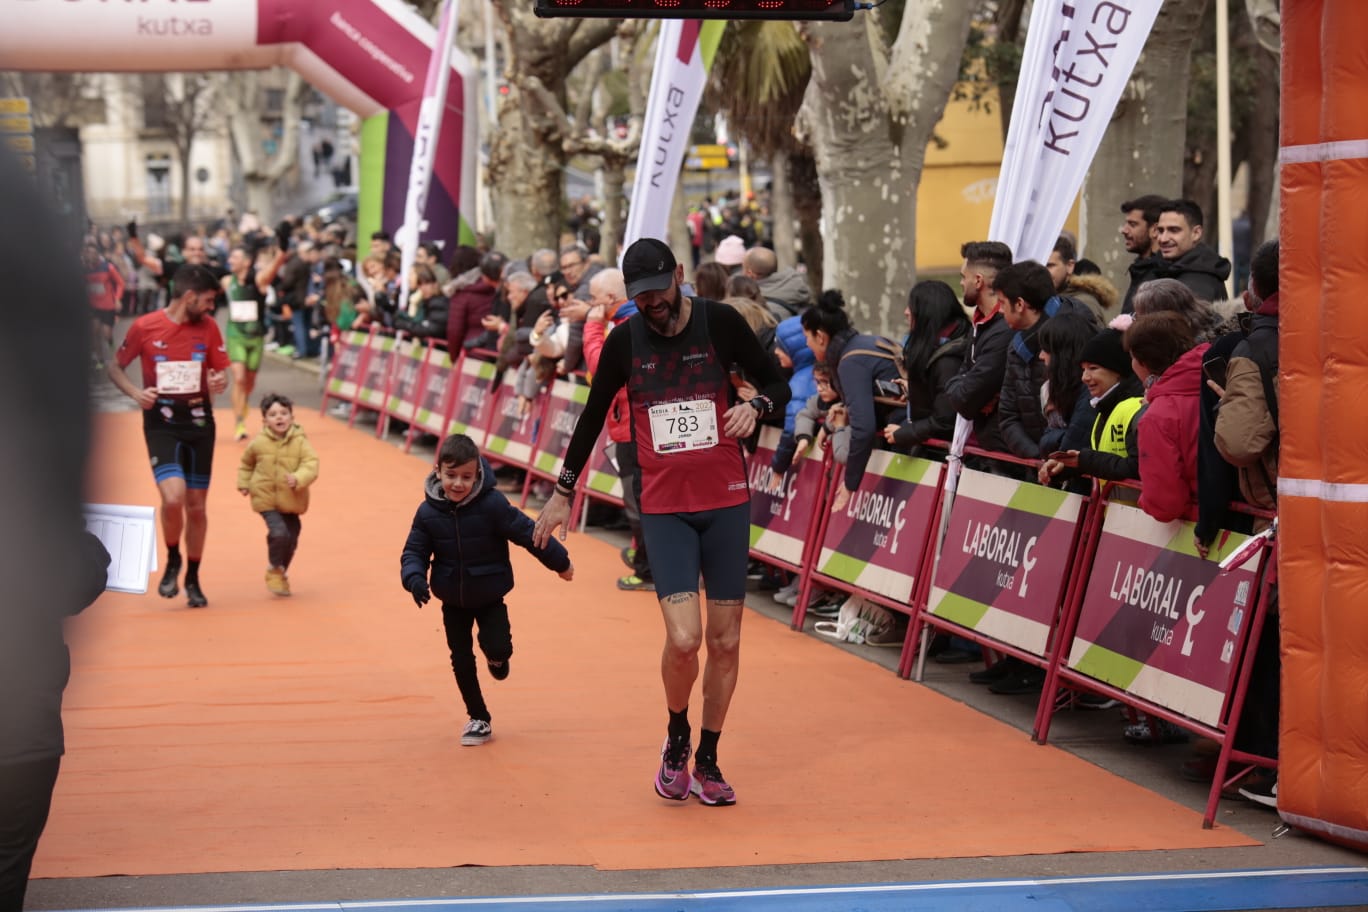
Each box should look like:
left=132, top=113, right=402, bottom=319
left=1037, top=327, right=1146, bottom=488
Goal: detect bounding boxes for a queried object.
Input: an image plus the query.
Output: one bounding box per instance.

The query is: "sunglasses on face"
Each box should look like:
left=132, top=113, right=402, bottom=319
left=555, top=290, right=572, bottom=301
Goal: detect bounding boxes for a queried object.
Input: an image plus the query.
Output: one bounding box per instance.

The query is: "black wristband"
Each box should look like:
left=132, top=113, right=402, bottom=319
left=556, top=467, right=578, bottom=494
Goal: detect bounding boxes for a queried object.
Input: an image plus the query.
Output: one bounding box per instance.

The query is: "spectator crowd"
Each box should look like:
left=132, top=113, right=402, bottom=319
left=82, top=189, right=1278, bottom=806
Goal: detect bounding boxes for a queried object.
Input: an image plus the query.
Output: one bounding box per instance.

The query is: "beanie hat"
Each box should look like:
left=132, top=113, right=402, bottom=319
left=714, top=234, right=746, bottom=267
left=1079, top=328, right=1132, bottom=377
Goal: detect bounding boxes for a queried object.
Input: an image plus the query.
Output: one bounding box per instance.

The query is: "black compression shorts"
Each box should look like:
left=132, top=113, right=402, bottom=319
left=144, top=424, right=216, bottom=490
left=639, top=502, right=750, bottom=601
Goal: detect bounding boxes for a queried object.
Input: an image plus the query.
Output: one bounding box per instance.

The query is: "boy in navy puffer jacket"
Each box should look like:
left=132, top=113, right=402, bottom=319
left=401, top=434, right=573, bottom=746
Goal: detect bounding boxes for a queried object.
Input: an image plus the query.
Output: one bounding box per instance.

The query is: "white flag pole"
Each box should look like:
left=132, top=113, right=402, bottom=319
left=398, top=0, right=461, bottom=314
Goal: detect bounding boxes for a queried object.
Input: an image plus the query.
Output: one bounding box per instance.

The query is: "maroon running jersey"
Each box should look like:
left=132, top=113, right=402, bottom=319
left=626, top=301, right=749, bottom=513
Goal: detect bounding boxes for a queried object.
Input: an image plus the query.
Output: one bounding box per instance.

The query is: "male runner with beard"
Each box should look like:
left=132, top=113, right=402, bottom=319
left=533, top=238, right=789, bottom=806
left=108, top=264, right=231, bottom=608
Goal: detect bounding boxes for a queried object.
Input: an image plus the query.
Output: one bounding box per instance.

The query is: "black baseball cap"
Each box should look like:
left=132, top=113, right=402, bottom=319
left=623, top=237, right=678, bottom=299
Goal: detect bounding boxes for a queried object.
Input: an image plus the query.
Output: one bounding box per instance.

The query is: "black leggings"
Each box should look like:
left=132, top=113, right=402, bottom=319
left=441, top=600, right=513, bottom=723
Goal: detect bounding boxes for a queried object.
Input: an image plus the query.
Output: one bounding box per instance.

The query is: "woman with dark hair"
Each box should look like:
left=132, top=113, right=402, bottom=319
left=692, top=261, right=730, bottom=301
left=1035, top=312, right=1099, bottom=457
left=801, top=289, right=901, bottom=510
left=1125, top=311, right=1207, bottom=522
left=883, top=280, right=969, bottom=451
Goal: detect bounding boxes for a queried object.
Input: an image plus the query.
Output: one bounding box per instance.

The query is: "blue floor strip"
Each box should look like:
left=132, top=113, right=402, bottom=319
left=57, top=867, right=1368, bottom=912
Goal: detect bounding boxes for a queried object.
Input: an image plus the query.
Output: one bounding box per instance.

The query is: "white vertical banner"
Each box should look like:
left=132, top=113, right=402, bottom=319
left=987, top=0, right=1161, bottom=263
left=398, top=0, right=461, bottom=311
left=623, top=20, right=716, bottom=250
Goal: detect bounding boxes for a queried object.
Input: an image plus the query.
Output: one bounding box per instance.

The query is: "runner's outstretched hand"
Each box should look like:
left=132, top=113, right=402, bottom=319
left=534, top=491, right=571, bottom=549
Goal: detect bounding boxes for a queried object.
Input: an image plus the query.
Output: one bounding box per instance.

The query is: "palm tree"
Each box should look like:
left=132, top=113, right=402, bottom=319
left=707, top=21, right=821, bottom=287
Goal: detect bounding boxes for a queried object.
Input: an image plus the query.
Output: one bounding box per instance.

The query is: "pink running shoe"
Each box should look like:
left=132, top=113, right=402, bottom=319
left=654, top=736, right=692, bottom=801
left=690, top=759, right=736, bottom=806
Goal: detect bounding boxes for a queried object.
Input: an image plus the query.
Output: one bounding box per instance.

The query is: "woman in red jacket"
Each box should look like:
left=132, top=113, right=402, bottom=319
left=1124, top=312, right=1209, bottom=522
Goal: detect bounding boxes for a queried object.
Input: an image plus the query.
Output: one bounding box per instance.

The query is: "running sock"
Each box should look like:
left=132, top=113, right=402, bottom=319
left=185, top=559, right=201, bottom=586
left=167, top=544, right=181, bottom=564
left=668, top=707, right=690, bottom=742
left=696, top=729, right=721, bottom=765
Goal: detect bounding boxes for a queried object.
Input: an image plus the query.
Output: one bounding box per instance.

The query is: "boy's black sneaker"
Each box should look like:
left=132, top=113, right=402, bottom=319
left=488, top=659, right=510, bottom=681
left=184, top=581, right=208, bottom=608
left=158, top=554, right=183, bottom=598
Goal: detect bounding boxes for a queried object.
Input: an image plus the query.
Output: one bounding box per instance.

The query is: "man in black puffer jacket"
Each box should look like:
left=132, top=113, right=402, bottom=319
left=400, top=435, right=572, bottom=747
left=1151, top=198, right=1231, bottom=302
left=944, top=241, right=1015, bottom=454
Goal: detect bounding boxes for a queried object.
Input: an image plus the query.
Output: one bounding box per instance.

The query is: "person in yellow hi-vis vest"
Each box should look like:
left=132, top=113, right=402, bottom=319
left=1038, top=327, right=1145, bottom=485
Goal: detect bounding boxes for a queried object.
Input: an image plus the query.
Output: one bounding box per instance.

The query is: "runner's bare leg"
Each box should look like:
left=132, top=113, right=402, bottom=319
left=660, top=592, right=702, bottom=712
left=701, top=598, right=743, bottom=731
left=156, top=476, right=187, bottom=547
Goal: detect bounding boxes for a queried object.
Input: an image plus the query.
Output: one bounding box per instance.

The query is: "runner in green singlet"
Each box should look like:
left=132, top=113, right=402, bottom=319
left=223, top=241, right=286, bottom=440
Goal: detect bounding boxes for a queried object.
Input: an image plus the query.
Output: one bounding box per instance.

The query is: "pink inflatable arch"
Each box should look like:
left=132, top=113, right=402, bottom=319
left=0, top=0, right=478, bottom=247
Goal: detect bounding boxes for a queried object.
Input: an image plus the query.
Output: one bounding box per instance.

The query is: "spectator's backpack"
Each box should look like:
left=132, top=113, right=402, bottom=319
left=839, top=335, right=907, bottom=408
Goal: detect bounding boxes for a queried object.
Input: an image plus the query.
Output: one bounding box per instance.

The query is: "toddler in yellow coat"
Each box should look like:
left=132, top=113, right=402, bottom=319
left=237, top=393, right=320, bottom=595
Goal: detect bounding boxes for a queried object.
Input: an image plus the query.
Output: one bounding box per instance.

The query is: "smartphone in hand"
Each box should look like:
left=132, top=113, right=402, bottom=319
left=1202, top=355, right=1228, bottom=389
left=874, top=378, right=905, bottom=398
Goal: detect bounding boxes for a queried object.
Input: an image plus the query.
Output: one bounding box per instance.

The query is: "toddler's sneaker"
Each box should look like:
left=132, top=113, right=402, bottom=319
left=234, top=420, right=248, bottom=441
left=690, top=760, right=736, bottom=806
left=265, top=567, right=291, bottom=596
left=461, top=719, right=492, bottom=746
left=653, top=735, right=692, bottom=800
left=488, top=659, right=510, bottom=681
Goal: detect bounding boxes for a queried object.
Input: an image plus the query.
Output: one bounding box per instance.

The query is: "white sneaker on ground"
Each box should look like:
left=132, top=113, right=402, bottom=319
left=460, top=719, right=492, bottom=746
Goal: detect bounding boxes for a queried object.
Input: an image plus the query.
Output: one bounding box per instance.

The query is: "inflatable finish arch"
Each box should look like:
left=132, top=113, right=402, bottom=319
left=1280, top=0, right=1368, bottom=852
left=0, top=0, right=478, bottom=249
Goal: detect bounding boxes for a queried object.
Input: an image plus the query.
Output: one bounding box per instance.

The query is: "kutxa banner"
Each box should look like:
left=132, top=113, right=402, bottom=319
left=326, top=329, right=370, bottom=403
left=530, top=378, right=589, bottom=479
left=816, top=450, right=941, bottom=603
left=484, top=369, right=540, bottom=469
left=446, top=354, right=498, bottom=447
left=384, top=337, right=431, bottom=425
left=747, top=426, right=826, bottom=566
left=583, top=430, right=625, bottom=503
left=928, top=469, right=1086, bottom=657
left=355, top=331, right=397, bottom=412
left=1068, top=502, right=1263, bottom=726
left=412, top=346, right=456, bottom=438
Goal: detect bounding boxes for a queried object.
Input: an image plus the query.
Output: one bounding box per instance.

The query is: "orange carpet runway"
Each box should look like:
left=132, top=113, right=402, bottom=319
left=36, top=410, right=1255, bottom=878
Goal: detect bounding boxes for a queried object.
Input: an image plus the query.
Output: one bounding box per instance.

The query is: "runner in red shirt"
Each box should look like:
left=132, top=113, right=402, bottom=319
left=534, top=238, right=789, bottom=806
left=107, top=264, right=231, bottom=608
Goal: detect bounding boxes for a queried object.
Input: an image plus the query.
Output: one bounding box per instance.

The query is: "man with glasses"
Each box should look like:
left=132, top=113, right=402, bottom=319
left=558, top=242, right=598, bottom=299
left=107, top=264, right=231, bottom=608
